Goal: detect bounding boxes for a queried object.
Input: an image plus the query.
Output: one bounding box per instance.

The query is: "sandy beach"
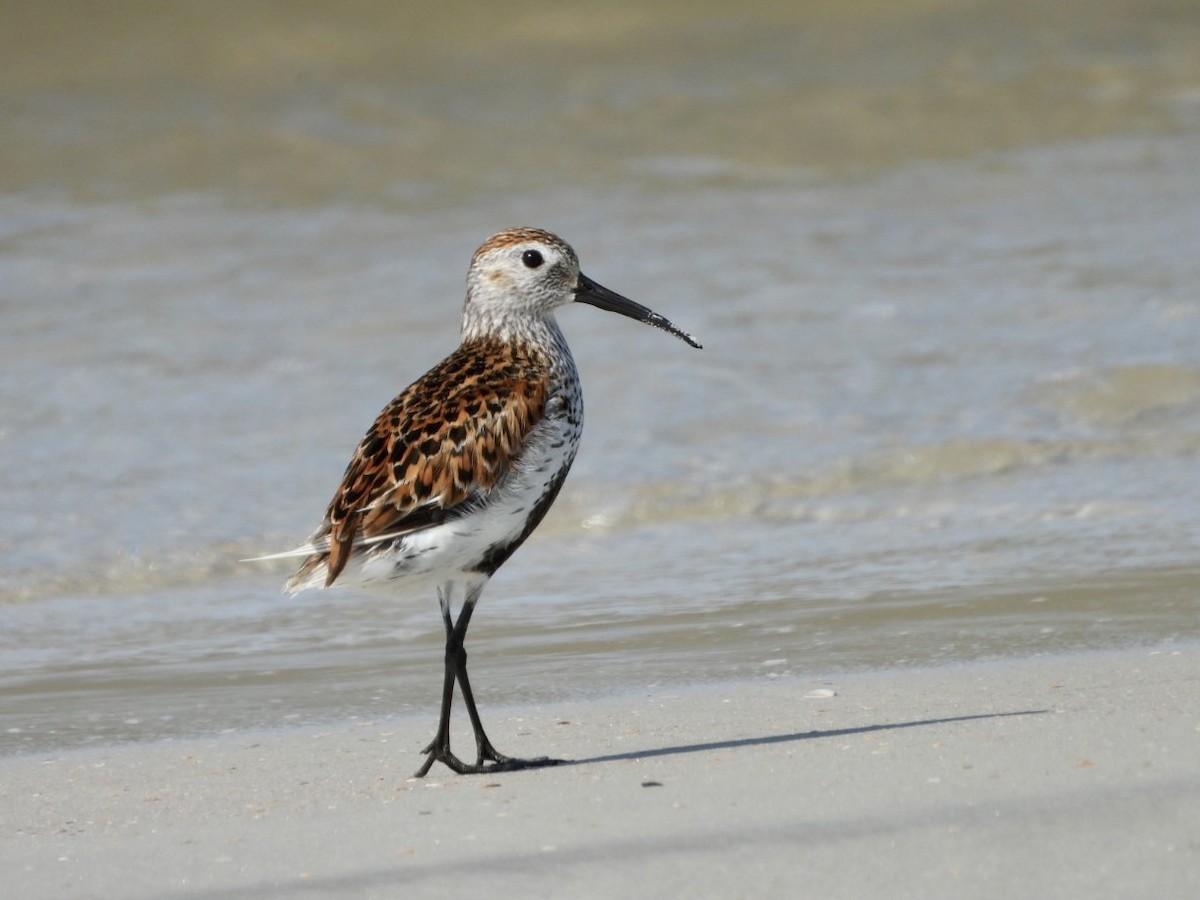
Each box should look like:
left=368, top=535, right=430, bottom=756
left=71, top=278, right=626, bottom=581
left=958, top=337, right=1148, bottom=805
left=4, top=643, right=1197, bottom=899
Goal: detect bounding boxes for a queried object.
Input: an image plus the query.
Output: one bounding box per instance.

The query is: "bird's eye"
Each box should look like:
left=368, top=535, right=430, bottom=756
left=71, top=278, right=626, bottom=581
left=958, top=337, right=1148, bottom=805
left=521, top=249, right=544, bottom=269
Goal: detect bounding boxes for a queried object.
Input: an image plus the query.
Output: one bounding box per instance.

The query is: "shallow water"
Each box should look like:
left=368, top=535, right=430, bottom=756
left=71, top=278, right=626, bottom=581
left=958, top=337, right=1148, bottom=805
left=2, top=0, right=1199, bottom=755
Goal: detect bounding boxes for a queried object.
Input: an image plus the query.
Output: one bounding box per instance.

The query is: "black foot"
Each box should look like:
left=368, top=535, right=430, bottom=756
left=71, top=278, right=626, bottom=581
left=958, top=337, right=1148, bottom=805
left=413, top=745, right=564, bottom=778
left=479, top=755, right=564, bottom=773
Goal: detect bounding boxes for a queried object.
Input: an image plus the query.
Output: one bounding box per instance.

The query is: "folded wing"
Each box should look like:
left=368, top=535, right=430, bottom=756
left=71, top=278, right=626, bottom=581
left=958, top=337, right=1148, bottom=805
left=287, top=341, right=550, bottom=591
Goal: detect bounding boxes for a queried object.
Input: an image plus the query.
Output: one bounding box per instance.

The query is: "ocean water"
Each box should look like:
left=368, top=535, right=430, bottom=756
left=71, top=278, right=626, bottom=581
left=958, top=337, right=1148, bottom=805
left=2, top=0, right=1199, bottom=755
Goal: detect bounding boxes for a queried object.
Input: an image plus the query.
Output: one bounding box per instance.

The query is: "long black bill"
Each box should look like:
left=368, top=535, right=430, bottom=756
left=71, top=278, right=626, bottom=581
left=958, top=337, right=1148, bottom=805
left=574, top=272, right=702, bottom=349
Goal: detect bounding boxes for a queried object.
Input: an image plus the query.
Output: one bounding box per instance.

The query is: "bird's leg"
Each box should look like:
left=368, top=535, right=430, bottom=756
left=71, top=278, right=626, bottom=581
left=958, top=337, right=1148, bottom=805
left=414, top=588, right=473, bottom=777
left=453, top=586, right=564, bottom=772
left=448, top=594, right=510, bottom=767
left=414, top=585, right=563, bottom=776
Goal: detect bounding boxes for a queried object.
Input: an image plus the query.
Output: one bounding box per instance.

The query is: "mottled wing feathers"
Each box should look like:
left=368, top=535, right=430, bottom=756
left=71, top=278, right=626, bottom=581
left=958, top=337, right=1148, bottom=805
left=292, top=339, right=550, bottom=588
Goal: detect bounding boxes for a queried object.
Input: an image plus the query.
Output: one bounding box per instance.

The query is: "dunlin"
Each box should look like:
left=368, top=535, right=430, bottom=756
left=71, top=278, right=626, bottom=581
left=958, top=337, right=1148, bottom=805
left=258, top=227, right=700, bottom=776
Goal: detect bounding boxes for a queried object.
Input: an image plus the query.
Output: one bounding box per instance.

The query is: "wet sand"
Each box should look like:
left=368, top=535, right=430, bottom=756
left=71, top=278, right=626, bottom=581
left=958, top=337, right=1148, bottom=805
left=5, top=643, right=1198, bottom=898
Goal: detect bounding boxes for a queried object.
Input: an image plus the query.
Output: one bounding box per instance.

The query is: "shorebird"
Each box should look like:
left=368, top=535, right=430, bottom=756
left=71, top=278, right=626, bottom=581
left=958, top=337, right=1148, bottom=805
left=258, top=227, right=700, bottom=776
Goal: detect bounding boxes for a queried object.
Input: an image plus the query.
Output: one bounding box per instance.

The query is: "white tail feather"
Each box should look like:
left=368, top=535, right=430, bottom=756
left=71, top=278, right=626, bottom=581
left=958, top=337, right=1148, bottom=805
left=240, top=543, right=323, bottom=563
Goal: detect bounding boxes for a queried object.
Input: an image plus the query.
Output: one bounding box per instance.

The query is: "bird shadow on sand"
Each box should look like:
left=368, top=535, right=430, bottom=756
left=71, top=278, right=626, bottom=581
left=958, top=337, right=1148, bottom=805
left=563, top=709, right=1049, bottom=768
